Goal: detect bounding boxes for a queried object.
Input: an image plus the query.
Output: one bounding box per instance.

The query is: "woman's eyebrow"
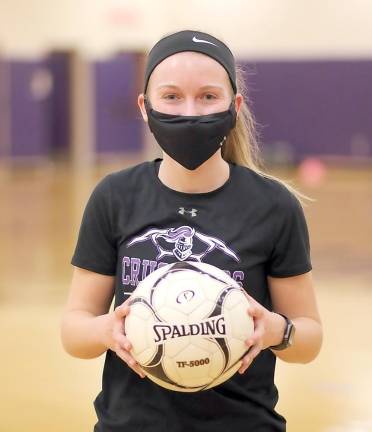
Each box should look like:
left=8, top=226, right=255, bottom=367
left=199, top=85, right=224, bottom=90
left=156, top=84, right=224, bottom=90
left=156, top=84, right=179, bottom=90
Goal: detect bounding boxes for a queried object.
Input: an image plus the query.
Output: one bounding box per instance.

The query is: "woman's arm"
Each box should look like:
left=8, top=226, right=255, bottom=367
left=239, top=271, right=323, bottom=374
left=60, top=266, right=115, bottom=359
left=267, top=270, right=323, bottom=363
left=60, top=266, right=144, bottom=377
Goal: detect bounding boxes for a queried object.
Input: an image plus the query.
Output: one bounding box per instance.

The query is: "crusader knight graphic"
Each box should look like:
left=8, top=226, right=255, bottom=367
left=127, top=226, right=240, bottom=262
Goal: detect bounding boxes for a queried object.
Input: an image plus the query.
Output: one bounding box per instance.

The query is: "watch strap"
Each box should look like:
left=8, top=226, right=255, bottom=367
left=269, top=313, right=294, bottom=351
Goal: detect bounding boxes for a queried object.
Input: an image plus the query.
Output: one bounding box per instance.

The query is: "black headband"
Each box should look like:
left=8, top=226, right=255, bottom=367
left=143, top=30, right=237, bottom=94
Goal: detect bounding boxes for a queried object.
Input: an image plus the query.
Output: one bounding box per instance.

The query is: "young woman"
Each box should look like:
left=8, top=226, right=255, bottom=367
left=61, top=29, right=323, bottom=431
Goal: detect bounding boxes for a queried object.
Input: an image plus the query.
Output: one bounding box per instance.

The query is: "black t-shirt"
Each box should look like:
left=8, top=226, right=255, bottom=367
left=71, top=158, right=312, bottom=432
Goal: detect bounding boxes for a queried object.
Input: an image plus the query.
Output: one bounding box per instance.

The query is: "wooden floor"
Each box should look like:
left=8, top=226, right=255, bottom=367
left=1, top=159, right=371, bottom=432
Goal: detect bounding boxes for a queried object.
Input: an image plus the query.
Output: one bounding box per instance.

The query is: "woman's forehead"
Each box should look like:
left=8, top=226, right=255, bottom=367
left=148, top=51, right=230, bottom=90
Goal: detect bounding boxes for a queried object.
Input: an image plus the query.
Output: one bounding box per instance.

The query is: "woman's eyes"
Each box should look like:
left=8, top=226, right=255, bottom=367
left=163, top=94, right=178, bottom=100
left=162, top=94, right=218, bottom=101
left=203, top=94, right=217, bottom=101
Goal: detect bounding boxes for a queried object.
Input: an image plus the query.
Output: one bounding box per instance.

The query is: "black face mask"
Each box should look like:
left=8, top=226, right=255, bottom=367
left=144, top=97, right=237, bottom=170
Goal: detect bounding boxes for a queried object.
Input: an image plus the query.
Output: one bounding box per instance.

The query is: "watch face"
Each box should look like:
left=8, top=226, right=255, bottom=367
left=270, top=314, right=295, bottom=350
left=288, top=323, right=296, bottom=346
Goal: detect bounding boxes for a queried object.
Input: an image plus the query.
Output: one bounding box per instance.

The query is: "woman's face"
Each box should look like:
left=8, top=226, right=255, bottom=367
left=138, top=51, right=242, bottom=120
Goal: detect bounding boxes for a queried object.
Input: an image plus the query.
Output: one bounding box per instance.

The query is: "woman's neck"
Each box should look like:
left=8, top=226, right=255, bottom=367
left=158, top=151, right=230, bottom=194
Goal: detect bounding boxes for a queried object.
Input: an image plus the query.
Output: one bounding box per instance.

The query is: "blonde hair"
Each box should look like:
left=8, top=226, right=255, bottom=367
left=223, top=65, right=315, bottom=208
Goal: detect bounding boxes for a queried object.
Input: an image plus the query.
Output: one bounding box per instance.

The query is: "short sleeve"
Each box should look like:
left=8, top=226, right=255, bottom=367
left=267, top=190, right=312, bottom=278
left=71, top=175, right=117, bottom=276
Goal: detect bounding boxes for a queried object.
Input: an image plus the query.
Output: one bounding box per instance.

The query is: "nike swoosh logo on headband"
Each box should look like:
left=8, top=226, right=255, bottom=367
left=192, top=36, right=218, bottom=47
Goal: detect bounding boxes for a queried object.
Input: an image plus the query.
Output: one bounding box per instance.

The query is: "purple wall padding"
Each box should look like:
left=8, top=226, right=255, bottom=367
left=239, top=60, right=372, bottom=162
left=94, top=53, right=144, bottom=154
left=46, top=52, right=72, bottom=154
left=9, top=60, right=53, bottom=157
left=0, top=59, right=8, bottom=158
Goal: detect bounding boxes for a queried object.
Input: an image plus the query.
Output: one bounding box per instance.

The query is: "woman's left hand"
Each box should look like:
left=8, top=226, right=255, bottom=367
left=238, top=293, right=284, bottom=374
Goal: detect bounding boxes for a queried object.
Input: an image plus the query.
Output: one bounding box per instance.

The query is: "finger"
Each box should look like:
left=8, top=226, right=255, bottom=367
left=243, top=292, right=261, bottom=309
left=112, top=316, right=125, bottom=336
left=241, top=290, right=253, bottom=302
left=238, top=346, right=253, bottom=374
left=113, top=332, right=132, bottom=351
left=114, top=340, right=137, bottom=366
left=254, top=319, right=265, bottom=341
left=244, top=314, right=263, bottom=345
left=122, top=297, right=131, bottom=305
left=251, top=318, right=265, bottom=337
left=243, top=293, right=262, bottom=318
left=115, top=346, right=145, bottom=378
left=247, top=344, right=262, bottom=362
left=114, top=303, right=130, bottom=319
left=245, top=329, right=264, bottom=353
left=114, top=339, right=137, bottom=362
left=245, top=336, right=257, bottom=348
left=249, top=310, right=266, bottom=337
left=239, top=353, right=254, bottom=374
left=128, top=360, right=145, bottom=378
left=135, top=365, right=146, bottom=379
left=248, top=305, right=264, bottom=320
left=238, top=354, right=252, bottom=374
left=239, top=339, right=263, bottom=374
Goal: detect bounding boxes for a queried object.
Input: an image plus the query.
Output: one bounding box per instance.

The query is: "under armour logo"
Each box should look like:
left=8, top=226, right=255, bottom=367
left=178, top=207, right=198, bottom=217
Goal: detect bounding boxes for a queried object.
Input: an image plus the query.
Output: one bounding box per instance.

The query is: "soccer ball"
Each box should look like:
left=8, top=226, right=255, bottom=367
left=124, top=261, right=254, bottom=392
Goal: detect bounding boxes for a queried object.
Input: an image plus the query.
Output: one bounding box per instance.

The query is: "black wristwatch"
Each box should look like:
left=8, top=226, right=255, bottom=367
left=270, top=313, right=296, bottom=351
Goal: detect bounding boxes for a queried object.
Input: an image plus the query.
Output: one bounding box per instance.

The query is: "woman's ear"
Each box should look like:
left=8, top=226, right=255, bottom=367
left=234, top=93, right=243, bottom=116
left=138, top=93, right=148, bottom=122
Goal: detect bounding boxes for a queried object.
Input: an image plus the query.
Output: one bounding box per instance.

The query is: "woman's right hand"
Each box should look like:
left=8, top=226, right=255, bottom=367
left=102, top=299, right=145, bottom=378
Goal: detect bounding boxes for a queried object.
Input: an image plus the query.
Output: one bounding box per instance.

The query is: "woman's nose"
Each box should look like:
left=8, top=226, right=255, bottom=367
left=182, top=100, right=200, bottom=116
